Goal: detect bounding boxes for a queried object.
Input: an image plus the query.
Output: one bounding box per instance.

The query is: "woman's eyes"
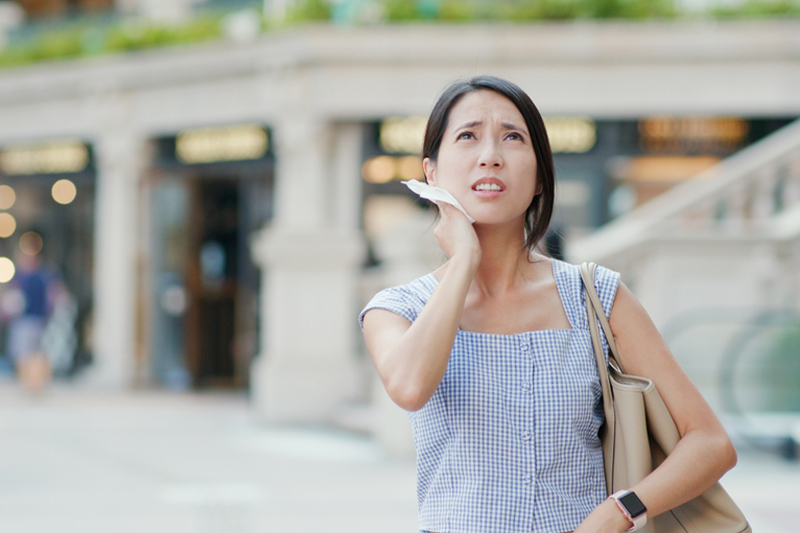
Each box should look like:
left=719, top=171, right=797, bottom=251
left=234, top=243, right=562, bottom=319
left=455, top=131, right=524, bottom=141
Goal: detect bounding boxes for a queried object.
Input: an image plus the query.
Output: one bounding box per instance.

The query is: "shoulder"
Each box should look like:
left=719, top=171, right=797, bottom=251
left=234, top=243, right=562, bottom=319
left=550, top=259, right=620, bottom=311
left=358, top=273, right=438, bottom=329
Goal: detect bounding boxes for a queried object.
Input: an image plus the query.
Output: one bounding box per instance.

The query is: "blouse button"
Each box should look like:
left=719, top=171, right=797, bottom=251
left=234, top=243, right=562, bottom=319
left=521, top=382, right=531, bottom=392
left=523, top=475, right=534, bottom=485
left=521, top=431, right=532, bottom=441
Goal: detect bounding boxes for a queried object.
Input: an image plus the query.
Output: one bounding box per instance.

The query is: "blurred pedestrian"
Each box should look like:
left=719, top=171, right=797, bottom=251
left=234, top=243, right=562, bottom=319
left=359, top=76, right=737, bottom=533
left=2, top=250, right=63, bottom=394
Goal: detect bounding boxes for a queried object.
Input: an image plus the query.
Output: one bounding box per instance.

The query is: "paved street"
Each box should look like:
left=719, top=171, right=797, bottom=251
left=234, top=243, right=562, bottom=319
left=0, top=380, right=797, bottom=533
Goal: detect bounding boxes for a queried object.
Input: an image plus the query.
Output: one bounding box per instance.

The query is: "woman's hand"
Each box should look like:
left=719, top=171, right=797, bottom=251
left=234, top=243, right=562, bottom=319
left=433, top=201, right=481, bottom=268
left=573, top=499, right=632, bottom=533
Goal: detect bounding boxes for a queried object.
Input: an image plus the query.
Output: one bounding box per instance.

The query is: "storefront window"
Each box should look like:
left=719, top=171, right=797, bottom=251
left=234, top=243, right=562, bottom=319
left=0, top=141, right=95, bottom=377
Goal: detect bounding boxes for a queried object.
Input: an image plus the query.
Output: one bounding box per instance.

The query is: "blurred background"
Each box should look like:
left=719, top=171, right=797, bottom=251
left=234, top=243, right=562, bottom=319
left=0, top=0, right=799, bottom=531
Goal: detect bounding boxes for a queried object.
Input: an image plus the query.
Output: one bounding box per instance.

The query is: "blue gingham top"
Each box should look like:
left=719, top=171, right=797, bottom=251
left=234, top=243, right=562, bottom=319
left=360, top=259, right=621, bottom=533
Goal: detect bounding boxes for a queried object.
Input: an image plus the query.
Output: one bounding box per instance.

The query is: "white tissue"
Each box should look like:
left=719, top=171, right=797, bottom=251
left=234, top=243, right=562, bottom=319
left=401, top=180, right=475, bottom=224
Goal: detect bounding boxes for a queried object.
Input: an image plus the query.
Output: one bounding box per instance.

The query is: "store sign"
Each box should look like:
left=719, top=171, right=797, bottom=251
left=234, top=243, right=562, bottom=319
left=362, top=155, right=424, bottom=184
left=0, top=140, right=89, bottom=175
left=639, top=116, right=748, bottom=153
left=380, top=117, right=427, bottom=154
left=176, top=124, right=269, bottom=164
left=544, top=117, right=597, bottom=154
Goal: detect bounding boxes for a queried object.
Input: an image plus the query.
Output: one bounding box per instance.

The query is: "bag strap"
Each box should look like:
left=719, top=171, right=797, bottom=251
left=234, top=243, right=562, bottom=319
left=579, top=262, right=624, bottom=373
left=580, top=262, right=614, bottom=418
left=581, top=263, right=621, bottom=442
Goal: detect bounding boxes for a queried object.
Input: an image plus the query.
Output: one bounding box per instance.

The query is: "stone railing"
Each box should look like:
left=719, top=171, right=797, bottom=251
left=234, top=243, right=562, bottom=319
left=568, top=118, right=800, bottom=265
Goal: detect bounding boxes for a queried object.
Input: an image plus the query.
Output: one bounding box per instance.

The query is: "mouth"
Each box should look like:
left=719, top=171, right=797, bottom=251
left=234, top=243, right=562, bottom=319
left=471, top=177, right=506, bottom=193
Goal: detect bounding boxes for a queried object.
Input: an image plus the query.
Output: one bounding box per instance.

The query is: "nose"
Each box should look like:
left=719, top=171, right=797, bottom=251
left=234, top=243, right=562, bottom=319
left=478, top=139, right=502, bottom=168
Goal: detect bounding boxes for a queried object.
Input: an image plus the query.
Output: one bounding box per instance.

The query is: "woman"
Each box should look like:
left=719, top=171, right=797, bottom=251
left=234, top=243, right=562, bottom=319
left=359, top=76, right=736, bottom=533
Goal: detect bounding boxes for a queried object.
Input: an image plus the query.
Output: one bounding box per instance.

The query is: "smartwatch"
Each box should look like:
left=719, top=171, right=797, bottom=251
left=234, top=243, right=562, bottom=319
left=609, top=490, right=647, bottom=532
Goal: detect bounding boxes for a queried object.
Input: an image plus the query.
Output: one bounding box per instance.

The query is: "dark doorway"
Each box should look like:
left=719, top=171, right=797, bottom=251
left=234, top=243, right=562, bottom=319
left=186, top=180, right=239, bottom=387
left=146, top=173, right=268, bottom=390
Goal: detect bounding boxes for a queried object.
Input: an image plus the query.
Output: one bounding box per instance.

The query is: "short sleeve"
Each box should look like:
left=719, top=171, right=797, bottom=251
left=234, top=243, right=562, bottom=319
left=593, top=264, right=621, bottom=320
left=359, top=285, right=426, bottom=330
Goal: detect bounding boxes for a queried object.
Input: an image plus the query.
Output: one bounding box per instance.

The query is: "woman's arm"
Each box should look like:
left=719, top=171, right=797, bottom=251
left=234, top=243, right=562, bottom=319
left=576, top=282, right=737, bottom=532
left=363, top=203, right=480, bottom=411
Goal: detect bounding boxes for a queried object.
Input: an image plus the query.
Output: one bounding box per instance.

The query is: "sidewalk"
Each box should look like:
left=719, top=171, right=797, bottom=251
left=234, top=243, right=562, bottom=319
left=0, top=380, right=796, bottom=533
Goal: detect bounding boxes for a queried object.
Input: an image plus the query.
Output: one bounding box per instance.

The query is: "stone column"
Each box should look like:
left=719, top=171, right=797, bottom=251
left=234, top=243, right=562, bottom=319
left=249, top=118, right=366, bottom=423
left=83, top=90, right=144, bottom=388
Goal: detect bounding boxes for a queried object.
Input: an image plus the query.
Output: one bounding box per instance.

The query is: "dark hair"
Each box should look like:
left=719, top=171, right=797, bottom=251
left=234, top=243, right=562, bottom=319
left=422, top=76, right=555, bottom=254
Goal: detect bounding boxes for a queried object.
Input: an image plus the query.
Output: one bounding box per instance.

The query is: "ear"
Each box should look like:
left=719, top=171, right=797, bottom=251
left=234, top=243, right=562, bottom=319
left=422, top=157, right=436, bottom=186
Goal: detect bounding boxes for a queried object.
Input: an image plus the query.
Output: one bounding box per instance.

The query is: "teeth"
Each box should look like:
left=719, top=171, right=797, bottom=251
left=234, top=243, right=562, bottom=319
left=475, top=183, right=502, bottom=191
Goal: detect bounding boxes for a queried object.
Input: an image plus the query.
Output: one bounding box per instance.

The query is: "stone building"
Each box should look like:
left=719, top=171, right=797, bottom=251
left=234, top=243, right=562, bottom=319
left=1, top=19, right=799, bottom=451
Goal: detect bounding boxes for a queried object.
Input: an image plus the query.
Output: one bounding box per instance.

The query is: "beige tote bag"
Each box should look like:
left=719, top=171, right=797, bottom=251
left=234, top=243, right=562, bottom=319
left=581, top=262, right=751, bottom=533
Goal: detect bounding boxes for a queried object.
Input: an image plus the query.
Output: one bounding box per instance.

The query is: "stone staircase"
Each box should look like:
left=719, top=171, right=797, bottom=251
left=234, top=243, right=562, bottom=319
left=568, top=118, right=800, bottom=270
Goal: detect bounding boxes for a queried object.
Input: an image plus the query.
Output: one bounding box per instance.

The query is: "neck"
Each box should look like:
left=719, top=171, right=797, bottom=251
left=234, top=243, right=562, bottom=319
left=471, top=220, right=532, bottom=296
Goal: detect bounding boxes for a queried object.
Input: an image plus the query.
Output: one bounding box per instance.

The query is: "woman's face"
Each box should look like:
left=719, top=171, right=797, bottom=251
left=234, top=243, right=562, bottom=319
left=423, top=90, right=538, bottom=226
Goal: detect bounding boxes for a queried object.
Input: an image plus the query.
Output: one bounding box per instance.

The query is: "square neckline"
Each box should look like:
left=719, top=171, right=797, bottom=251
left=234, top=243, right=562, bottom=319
left=427, top=258, right=576, bottom=337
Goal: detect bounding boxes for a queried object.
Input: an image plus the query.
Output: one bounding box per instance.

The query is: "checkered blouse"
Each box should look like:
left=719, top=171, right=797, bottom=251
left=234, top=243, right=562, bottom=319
left=360, top=259, right=621, bottom=533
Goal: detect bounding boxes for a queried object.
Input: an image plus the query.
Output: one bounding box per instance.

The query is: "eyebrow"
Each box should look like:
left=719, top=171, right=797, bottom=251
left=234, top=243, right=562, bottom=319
left=456, top=120, right=482, bottom=130
left=501, top=122, right=526, bottom=134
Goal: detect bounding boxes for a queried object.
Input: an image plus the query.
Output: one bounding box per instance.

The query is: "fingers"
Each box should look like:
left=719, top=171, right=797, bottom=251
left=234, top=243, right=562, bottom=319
left=437, top=201, right=466, bottom=221
left=434, top=201, right=479, bottom=261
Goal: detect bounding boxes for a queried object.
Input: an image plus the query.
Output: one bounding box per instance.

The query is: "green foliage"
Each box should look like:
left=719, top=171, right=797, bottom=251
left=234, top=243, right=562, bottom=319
left=582, top=0, right=677, bottom=19
left=286, top=0, right=332, bottom=23
left=534, top=0, right=581, bottom=20
left=35, top=30, right=85, bottom=59
left=438, top=0, right=478, bottom=21
left=497, top=0, right=676, bottom=21
left=105, top=16, right=222, bottom=52
left=384, top=0, right=420, bottom=20
left=0, top=26, right=84, bottom=67
left=417, top=0, right=677, bottom=23
left=713, top=0, right=800, bottom=18
left=384, top=0, right=445, bottom=21
left=0, top=16, right=225, bottom=69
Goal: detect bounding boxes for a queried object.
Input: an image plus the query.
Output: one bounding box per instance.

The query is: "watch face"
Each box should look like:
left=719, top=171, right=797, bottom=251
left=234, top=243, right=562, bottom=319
left=620, top=492, right=647, bottom=518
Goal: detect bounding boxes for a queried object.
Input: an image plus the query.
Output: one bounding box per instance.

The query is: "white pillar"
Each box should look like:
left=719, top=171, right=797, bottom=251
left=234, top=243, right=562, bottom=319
left=250, top=119, right=367, bottom=423
left=83, top=91, right=143, bottom=388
